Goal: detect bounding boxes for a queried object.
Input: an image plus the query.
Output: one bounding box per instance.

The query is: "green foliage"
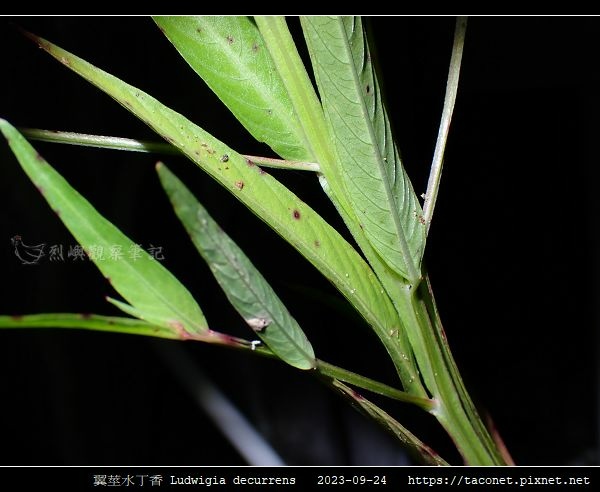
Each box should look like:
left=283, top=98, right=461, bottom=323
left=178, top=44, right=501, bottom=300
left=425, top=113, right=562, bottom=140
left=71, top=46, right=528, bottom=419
left=0, top=119, right=207, bottom=338
left=0, top=16, right=509, bottom=465
left=154, top=16, right=311, bottom=162
left=302, top=17, right=425, bottom=284
left=157, top=162, right=316, bottom=370
left=23, top=26, right=423, bottom=392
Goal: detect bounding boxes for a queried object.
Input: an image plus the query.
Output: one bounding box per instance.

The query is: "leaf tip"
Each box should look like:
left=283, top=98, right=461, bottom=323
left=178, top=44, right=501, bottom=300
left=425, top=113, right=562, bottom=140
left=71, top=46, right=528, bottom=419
left=17, top=27, right=49, bottom=51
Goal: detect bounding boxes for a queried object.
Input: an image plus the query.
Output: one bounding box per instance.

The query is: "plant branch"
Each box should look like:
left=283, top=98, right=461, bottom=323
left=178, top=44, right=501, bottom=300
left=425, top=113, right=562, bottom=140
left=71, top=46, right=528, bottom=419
left=19, top=128, right=320, bottom=172
left=193, top=330, right=434, bottom=409
left=0, top=313, right=430, bottom=409
left=422, top=16, right=467, bottom=233
left=316, top=360, right=436, bottom=411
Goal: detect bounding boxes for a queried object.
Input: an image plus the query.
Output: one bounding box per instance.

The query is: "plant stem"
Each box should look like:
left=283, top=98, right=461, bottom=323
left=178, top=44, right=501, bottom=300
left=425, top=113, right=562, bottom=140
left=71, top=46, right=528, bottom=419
left=395, top=278, right=508, bottom=465
left=316, top=360, right=435, bottom=411
left=422, top=16, right=467, bottom=233
left=20, top=127, right=179, bottom=154
left=0, top=314, right=429, bottom=409
left=214, top=334, right=433, bottom=409
left=18, top=128, right=320, bottom=172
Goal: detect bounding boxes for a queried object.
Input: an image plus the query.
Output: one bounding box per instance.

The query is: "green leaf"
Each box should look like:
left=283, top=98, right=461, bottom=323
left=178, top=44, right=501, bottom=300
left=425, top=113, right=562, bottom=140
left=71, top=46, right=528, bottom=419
left=24, top=31, right=425, bottom=394
left=302, top=16, right=426, bottom=284
left=154, top=16, right=311, bottom=162
left=158, top=163, right=316, bottom=370
left=252, top=18, right=429, bottom=396
left=0, top=120, right=207, bottom=337
left=0, top=313, right=180, bottom=339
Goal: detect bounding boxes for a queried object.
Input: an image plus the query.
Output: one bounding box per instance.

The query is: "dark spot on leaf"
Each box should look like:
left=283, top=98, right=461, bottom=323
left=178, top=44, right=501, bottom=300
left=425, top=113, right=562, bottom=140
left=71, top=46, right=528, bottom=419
left=366, top=84, right=371, bottom=94
left=207, top=148, right=215, bottom=155
left=196, top=27, right=202, bottom=34
left=252, top=42, right=259, bottom=52
left=108, top=319, right=115, bottom=325
left=293, top=209, right=301, bottom=220
left=201, top=143, right=208, bottom=148
left=220, top=154, right=229, bottom=162
left=10, top=315, right=23, bottom=321
left=194, top=150, right=200, bottom=156
left=314, top=240, right=320, bottom=248
left=266, top=109, right=273, bottom=116
left=418, top=215, right=426, bottom=225
left=226, top=34, right=234, bottom=44
left=246, top=159, right=255, bottom=167
left=259, top=168, right=266, bottom=175
left=235, top=180, right=244, bottom=190
left=80, top=313, right=91, bottom=320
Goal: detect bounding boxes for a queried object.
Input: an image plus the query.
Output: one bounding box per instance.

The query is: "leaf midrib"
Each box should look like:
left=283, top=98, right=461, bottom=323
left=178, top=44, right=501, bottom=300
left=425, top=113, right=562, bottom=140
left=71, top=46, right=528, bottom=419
left=197, top=215, right=314, bottom=362
left=333, top=16, right=419, bottom=283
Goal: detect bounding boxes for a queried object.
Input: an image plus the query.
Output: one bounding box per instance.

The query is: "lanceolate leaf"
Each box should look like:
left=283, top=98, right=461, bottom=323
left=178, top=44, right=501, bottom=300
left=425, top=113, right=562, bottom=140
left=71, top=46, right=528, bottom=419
left=23, top=31, right=425, bottom=393
left=153, top=16, right=311, bottom=162
left=0, top=313, right=179, bottom=339
left=302, top=16, right=426, bottom=284
left=158, top=163, right=316, bottom=370
left=0, top=120, right=207, bottom=337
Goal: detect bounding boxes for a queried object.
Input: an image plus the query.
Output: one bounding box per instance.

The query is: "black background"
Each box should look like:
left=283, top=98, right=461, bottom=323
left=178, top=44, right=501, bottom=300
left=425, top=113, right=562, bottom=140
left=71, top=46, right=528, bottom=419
left=0, top=16, right=597, bottom=466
